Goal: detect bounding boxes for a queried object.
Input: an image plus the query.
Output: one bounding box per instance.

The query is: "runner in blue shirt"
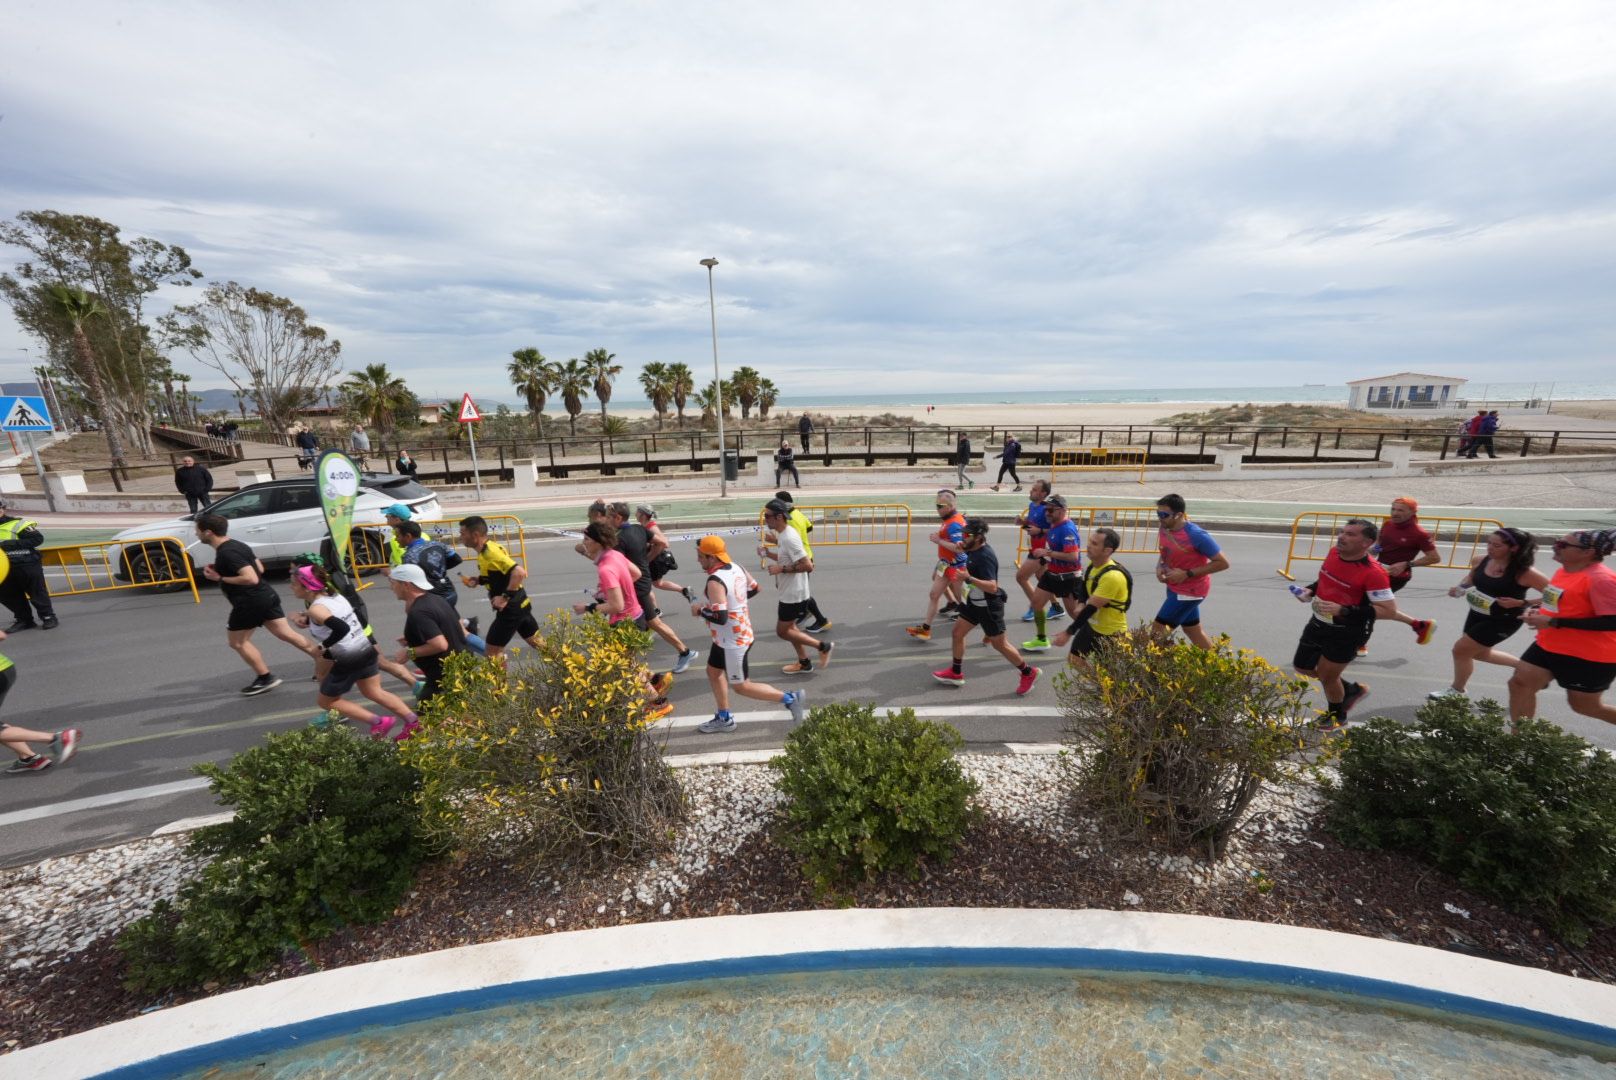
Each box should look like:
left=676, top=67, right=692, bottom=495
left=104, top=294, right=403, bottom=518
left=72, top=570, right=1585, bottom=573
left=1021, top=495, right=1083, bottom=652
left=1015, top=479, right=1064, bottom=625
left=1152, top=493, right=1230, bottom=649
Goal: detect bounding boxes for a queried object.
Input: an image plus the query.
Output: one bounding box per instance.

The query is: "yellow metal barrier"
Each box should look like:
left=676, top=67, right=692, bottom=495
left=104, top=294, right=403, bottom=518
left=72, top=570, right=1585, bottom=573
left=349, top=514, right=530, bottom=574
left=1050, top=446, right=1148, bottom=484
left=1014, top=506, right=1162, bottom=563
left=1276, top=511, right=1506, bottom=581
left=45, top=535, right=201, bottom=603
left=759, top=504, right=913, bottom=563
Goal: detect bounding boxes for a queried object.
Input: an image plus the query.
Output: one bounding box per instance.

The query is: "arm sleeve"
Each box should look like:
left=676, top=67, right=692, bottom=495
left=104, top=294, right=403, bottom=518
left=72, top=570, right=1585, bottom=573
left=316, top=613, right=351, bottom=647
left=1552, top=615, right=1616, bottom=631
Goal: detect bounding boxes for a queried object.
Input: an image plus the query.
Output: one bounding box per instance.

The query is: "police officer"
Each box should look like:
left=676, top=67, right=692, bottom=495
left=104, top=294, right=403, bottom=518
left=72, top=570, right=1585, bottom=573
left=0, top=499, right=58, bottom=631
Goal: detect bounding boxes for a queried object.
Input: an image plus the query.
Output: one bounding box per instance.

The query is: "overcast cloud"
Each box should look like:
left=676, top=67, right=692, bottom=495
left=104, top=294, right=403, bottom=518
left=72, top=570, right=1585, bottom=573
left=3, top=0, right=1613, bottom=400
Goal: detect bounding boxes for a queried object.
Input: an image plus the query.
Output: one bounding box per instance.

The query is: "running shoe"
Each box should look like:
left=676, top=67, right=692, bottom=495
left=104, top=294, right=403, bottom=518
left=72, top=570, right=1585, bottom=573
left=369, top=716, right=401, bottom=739
left=1021, top=637, right=1051, bottom=653
left=412, top=679, right=428, bottom=699
left=308, top=711, right=340, bottom=730
left=465, top=616, right=480, bottom=637
left=681, top=587, right=695, bottom=604
left=1356, top=644, right=1369, bottom=657
left=1021, top=607, right=1037, bottom=622
left=804, top=620, right=832, bottom=633
left=1013, top=485, right=1023, bottom=492
left=650, top=671, right=675, bottom=694
left=645, top=701, right=675, bottom=722
left=1412, top=619, right=1437, bottom=645
left=5, top=755, right=51, bottom=773
left=1016, top=667, right=1042, bottom=697
left=697, top=712, right=736, bottom=734
left=391, top=719, right=421, bottom=742
left=1046, top=606, right=1066, bottom=621
left=784, top=689, right=808, bottom=725
left=781, top=659, right=815, bottom=675
left=932, top=668, right=965, bottom=686
left=672, top=649, right=696, bottom=674
left=240, top=673, right=282, bottom=696
left=906, top=624, right=932, bottom=641
left=939, top=602, right=960, bottom=616
left=49, top=728, right=82, bottom=766
left=1426, top=687, right=1468, bottom=701
left=1315, top=712, right=1348, bottom=734
left=1340, top=681, right=1371, bottom=718
left=816, top=641, right=834, bottom=669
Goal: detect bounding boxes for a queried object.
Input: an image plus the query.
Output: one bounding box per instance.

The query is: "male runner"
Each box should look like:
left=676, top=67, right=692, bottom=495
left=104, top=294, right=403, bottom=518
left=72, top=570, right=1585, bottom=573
left=608, top=502, right=696, bottom=674
left=906, top=489, right=969, bottom=641
left=931, top=519, right=1040, bottom=695
left=1021, top=494, right=1083, bottom=652
left=1152, top=494, right=1230, bottom=649
left=638, top=505, right=695, bottom=605
left=773, top=491, right=831, bottom=631
left=1053, top=527, right=1133, bottom=667
left=390, top=563, right=468, bottom=704
left=1014, top=478, right=1060, bottom=623
left=760, top=499, right=834, bottom=675
left=397, top=519, right=486, bottom=654
left=1291, top=518, right=1435, bottom=731
left=689, top=536, right=808, bottom=734
left=196, top=512, right=318, bottom=694
left=458, top=515, right=540, bottom=661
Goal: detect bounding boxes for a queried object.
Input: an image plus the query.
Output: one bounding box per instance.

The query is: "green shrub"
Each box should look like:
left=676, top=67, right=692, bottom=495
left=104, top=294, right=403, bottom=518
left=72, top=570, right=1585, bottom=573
left=770, top=702, right=979, bottom=892
left=1056, top=630, right=1321, bottom=860
left=402, top=612, right=683, bottom=866
left=116, top=726, right=425, bottom=993
left=1326, top=696, right=1616, bottom=945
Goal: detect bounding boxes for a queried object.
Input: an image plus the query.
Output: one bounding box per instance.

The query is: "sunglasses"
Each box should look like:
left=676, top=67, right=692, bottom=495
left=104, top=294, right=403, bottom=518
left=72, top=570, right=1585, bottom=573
left=1155, top=510, right=1173, bottom=519
left=1553, top=540, right=1590, bottom=551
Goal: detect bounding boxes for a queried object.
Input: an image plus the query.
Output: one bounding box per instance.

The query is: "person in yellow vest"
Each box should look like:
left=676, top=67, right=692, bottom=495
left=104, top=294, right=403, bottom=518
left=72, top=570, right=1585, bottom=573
left=0, top=550, right=81, bottom=773
left=0, top=498, right=57, bottom=631
left=383, top=502, right=413, bottom=566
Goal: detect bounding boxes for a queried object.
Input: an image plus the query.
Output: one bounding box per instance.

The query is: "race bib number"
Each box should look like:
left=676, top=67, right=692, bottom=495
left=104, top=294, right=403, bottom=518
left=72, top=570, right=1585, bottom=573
left=1173, top=592, right=1203, bottom=603
left=1541, top=585, right=1564, bottom=614
left=1464, top=587, right=1495, bottom=615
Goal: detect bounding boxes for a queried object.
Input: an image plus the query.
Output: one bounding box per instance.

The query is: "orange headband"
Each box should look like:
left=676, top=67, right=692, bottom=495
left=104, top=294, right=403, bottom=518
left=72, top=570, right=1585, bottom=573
left=1393, top=497, right=1418, bottom=513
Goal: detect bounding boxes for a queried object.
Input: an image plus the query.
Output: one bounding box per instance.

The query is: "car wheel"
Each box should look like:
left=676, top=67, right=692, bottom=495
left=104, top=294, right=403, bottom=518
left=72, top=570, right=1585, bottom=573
left=350, top=529, right=390, bottom=577
left=124, top=542, right=191, bottom=593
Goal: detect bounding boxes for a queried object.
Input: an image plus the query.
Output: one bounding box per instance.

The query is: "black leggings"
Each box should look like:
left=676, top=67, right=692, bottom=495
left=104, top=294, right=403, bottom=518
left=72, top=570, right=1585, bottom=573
left=996, top=461, right=1021, bottom=484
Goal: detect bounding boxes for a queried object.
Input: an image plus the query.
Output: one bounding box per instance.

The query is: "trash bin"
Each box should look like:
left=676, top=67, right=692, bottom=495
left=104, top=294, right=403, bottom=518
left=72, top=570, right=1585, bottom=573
left=722, top=449, right=739, bottom=481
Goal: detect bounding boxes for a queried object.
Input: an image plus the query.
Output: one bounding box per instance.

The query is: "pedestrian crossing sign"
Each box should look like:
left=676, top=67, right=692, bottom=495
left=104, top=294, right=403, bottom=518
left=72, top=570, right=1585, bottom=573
left=457, top=394, right=481, bottom=423
left=0, top=396, right=52, bottom=432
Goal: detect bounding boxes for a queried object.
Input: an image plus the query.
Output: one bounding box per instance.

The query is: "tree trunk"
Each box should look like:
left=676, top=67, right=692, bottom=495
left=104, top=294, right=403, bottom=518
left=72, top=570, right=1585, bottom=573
left=71, top=328, right=126, bottom=467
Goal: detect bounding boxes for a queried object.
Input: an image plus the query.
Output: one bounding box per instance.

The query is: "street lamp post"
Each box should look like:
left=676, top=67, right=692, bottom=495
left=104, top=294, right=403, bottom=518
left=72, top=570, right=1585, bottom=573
left=700, top=257, right=726, bottom=498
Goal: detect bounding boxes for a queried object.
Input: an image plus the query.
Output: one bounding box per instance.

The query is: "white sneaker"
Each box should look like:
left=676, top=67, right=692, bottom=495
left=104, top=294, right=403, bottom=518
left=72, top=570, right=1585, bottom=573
left=1426, top=687, right=1468, bottom=701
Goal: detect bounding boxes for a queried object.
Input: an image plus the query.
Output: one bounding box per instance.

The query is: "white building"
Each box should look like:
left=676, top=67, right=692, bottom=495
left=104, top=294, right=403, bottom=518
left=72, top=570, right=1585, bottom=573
left=1346, top=372, right=1468, bottom=411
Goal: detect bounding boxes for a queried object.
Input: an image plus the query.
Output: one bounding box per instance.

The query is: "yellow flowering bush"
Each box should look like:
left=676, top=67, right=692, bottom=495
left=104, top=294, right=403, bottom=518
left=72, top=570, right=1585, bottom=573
left=1055, top=629, right=1324, bottom=860
left=401, top=612, right=683, bottom=866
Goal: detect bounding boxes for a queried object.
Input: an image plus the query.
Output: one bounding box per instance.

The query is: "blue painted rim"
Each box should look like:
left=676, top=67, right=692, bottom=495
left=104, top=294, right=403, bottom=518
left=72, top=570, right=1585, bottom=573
left=99, top=946, right=1616, bottom=1078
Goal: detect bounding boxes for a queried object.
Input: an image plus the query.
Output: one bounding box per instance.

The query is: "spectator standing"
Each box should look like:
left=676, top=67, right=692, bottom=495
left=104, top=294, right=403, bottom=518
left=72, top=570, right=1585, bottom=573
left=295, top=428, right=319, bottom=470
left=991, top=433, right=1023, bottom=492
left=0, top=500, right=58, bottom=631
left=774, top=441, right=800, bottom=487
left=349, top=424, right=371, bottom=465
left=1466, top=411, right=1500, bottom=459
left=174, top=455, right=214, bottom=514
left=797, top=413, right=814, bottom=453
left=955, top=432, right=974, bottom=489
left=395, top=448, right=418, bottom=477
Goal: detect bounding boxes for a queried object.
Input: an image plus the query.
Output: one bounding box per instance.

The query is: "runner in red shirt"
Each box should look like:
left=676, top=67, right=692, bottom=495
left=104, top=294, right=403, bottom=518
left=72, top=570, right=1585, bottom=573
left=1291, top=518, right=1436, bottom=731
left=1510, top=529, right=1616, bottom=726
left=1357, top=497, right=1440, bottom=656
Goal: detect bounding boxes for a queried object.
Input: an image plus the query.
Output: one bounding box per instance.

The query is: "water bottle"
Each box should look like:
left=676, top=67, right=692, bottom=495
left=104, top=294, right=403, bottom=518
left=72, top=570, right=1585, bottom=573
left=1288, top=584, right=1310, bottom=601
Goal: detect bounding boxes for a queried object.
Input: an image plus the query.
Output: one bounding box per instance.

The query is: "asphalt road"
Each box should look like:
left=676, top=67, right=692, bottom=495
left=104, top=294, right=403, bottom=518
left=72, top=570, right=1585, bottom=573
left=3, top=529, right=1609, bottom=868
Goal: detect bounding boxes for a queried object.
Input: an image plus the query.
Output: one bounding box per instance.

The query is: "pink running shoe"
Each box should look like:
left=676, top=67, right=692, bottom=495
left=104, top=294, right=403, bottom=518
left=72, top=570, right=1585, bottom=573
left=1015, top=667, right=1041, bottom=697
left=932, top=668, right=965, bottom=686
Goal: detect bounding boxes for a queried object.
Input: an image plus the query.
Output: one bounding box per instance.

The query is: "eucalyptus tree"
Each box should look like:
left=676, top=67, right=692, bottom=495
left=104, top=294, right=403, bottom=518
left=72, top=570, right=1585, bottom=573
left=508, top=346, right=555, bottom=438
left=45, top=285, right=125, bottom=465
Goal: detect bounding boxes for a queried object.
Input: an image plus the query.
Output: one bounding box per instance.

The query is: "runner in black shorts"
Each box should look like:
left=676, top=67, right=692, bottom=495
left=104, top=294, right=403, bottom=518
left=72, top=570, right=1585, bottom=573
left=930, top=519, right=1040, bottom=696
left=459, top=516, right=540, bottom=661
left=609, top=502, right=696, bottom=674
left=196, top=513, right=317, bottom=696
left=0, top=641, right=81, bottom=773
left=1428, top=527, right=1549, bottom=700
left=1509, top=528, right=1616, bottom=725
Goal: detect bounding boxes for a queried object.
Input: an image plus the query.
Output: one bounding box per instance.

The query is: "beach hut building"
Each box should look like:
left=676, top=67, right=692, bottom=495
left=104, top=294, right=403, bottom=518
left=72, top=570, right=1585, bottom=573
left=1346, top=373, right=1467, bottom=410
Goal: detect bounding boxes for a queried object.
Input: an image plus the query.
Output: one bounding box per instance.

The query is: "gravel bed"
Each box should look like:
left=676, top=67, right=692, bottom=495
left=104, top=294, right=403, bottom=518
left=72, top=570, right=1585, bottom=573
left=3, top=754, right=1613, bottom=1054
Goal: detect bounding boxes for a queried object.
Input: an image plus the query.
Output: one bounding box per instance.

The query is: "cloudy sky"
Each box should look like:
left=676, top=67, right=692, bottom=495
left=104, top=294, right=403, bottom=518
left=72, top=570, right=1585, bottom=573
left=3, top=1, right=1613, bottom=402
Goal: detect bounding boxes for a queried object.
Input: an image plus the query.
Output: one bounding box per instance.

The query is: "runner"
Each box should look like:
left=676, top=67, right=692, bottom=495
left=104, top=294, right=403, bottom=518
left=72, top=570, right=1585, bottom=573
left=289, top=563, right=419, bottom=740
left=905, top=489, right=969, bottom=641
left=570, top=521, right=674, bottom=720
left=1152, top=493, right=1230, bottom=649
left=196, top=512, right=317, bottom=695
left=931, top=519, right=1040, bottom=695
left=760, top=499, right=834, bottom=675
left=1021, top=494, right=1083, bottom=653
left=1052, top=527, right=1133, bottom=667
left=1014, top=478, right=1061, bottom=624
left=1289, top=518, right=1435, bottom=731
left=389, top=563, right=468, bottom=705
left=689, top=536, right=808, bottom=734
left=1509, top=529, right=1616, bottom=725
left=1361, top=497, right=1441, bottom=655
left=0, top=629, right=81, bottom=774
left=292, top=549, right=420, bottom=693
left=638, top=505, right=695, bottom=605
left=608, top=502, right=697, bottom=674
left=396, top=519, right=486, bottom=653
left=1428, top=527, right=1548, bottom=699
left=382, top=502, right=412, bottom=567
left=458, top=515, right=540, bottom=662
left=773, top=491, right=832, bottom=631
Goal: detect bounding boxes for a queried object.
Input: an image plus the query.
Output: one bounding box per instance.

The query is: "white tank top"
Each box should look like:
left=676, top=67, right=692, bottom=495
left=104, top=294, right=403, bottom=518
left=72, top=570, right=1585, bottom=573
left=705, top=562, right=755, bottom=650
left=308, top=593, right=370, bottom=661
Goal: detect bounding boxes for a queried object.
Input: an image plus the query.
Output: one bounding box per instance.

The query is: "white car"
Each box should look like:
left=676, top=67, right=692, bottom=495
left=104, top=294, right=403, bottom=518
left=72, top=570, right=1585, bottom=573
left=111, top=474, right=442, bottom=584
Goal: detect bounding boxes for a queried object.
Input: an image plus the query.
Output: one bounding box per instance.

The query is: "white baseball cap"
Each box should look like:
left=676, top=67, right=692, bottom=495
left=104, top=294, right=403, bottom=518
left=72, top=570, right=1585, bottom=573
left=389, top=564, right=431, bottom=589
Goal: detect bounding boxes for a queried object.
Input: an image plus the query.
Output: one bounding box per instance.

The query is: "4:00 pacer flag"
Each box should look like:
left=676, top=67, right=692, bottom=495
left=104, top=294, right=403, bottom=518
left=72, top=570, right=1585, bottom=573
left=316, top=449, right=361, bottom=575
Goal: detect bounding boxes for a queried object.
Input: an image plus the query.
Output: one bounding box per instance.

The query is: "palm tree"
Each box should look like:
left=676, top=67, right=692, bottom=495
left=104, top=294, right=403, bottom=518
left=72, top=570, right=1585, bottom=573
left=508, top=347, right=555, bottom=438
left=585, top=348, right=621, bottom=423
left=45, top=286, right=127, bottom=466
left=341, top=363, right=413, bottom=435
left=667, top=362, right=695, bottom=427
left=174, top=372, right=194, bottom=425
left=693, top=378, right=734, bottom=422
left=555, top=358, right=593, bottom=435
left=757, top=377, right=780, bottom=419
left=638, top=362, right=674, bottom=429
left=730, top=365, right=762, bottom=420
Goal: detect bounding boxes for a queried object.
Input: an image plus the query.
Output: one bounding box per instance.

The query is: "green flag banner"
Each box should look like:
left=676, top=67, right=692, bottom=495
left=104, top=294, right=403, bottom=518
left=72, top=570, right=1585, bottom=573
left=316, top=449, right=361, bottom=575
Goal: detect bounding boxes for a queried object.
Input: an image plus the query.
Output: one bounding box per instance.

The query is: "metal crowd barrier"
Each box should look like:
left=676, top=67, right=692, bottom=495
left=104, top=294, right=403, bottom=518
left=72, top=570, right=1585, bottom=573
left=1013, top=506, right=1162, bottom=563
left=759, top=504, right=913, bottom=564
left=1276, top=511, right=1506, bottom=580
left=349, top=514, right=530, bottom=574
left=1049, top=446, right=1148, bottom=484
left=41, top=535, right=201, bottom=603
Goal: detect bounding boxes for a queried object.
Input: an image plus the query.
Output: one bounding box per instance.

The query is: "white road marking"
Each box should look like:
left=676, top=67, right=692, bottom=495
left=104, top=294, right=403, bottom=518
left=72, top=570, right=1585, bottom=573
left=0, top=778, right=210, bottom=828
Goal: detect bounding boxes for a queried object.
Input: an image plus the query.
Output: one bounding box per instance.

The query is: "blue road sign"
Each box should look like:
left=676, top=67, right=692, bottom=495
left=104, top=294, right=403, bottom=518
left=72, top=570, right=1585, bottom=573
left=0, top=396, right=53, bottom=432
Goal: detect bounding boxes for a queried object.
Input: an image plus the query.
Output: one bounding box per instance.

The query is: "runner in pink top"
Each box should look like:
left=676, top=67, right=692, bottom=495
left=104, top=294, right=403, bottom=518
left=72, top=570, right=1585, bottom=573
left=571, top=521, right=644, bottom=625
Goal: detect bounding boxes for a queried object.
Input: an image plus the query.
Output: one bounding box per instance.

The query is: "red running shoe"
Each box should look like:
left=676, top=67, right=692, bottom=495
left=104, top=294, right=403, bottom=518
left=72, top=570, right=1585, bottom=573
left=1412, top=619, right=1437, bottom=645
left=931, top=668, right=965, bottom=686
left=1016, top=667, right=1041, bottom=697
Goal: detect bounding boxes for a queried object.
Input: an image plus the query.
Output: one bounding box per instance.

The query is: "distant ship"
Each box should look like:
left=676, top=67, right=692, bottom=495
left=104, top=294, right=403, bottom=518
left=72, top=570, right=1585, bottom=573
left=1302, top=383, right=1327, bottom=387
